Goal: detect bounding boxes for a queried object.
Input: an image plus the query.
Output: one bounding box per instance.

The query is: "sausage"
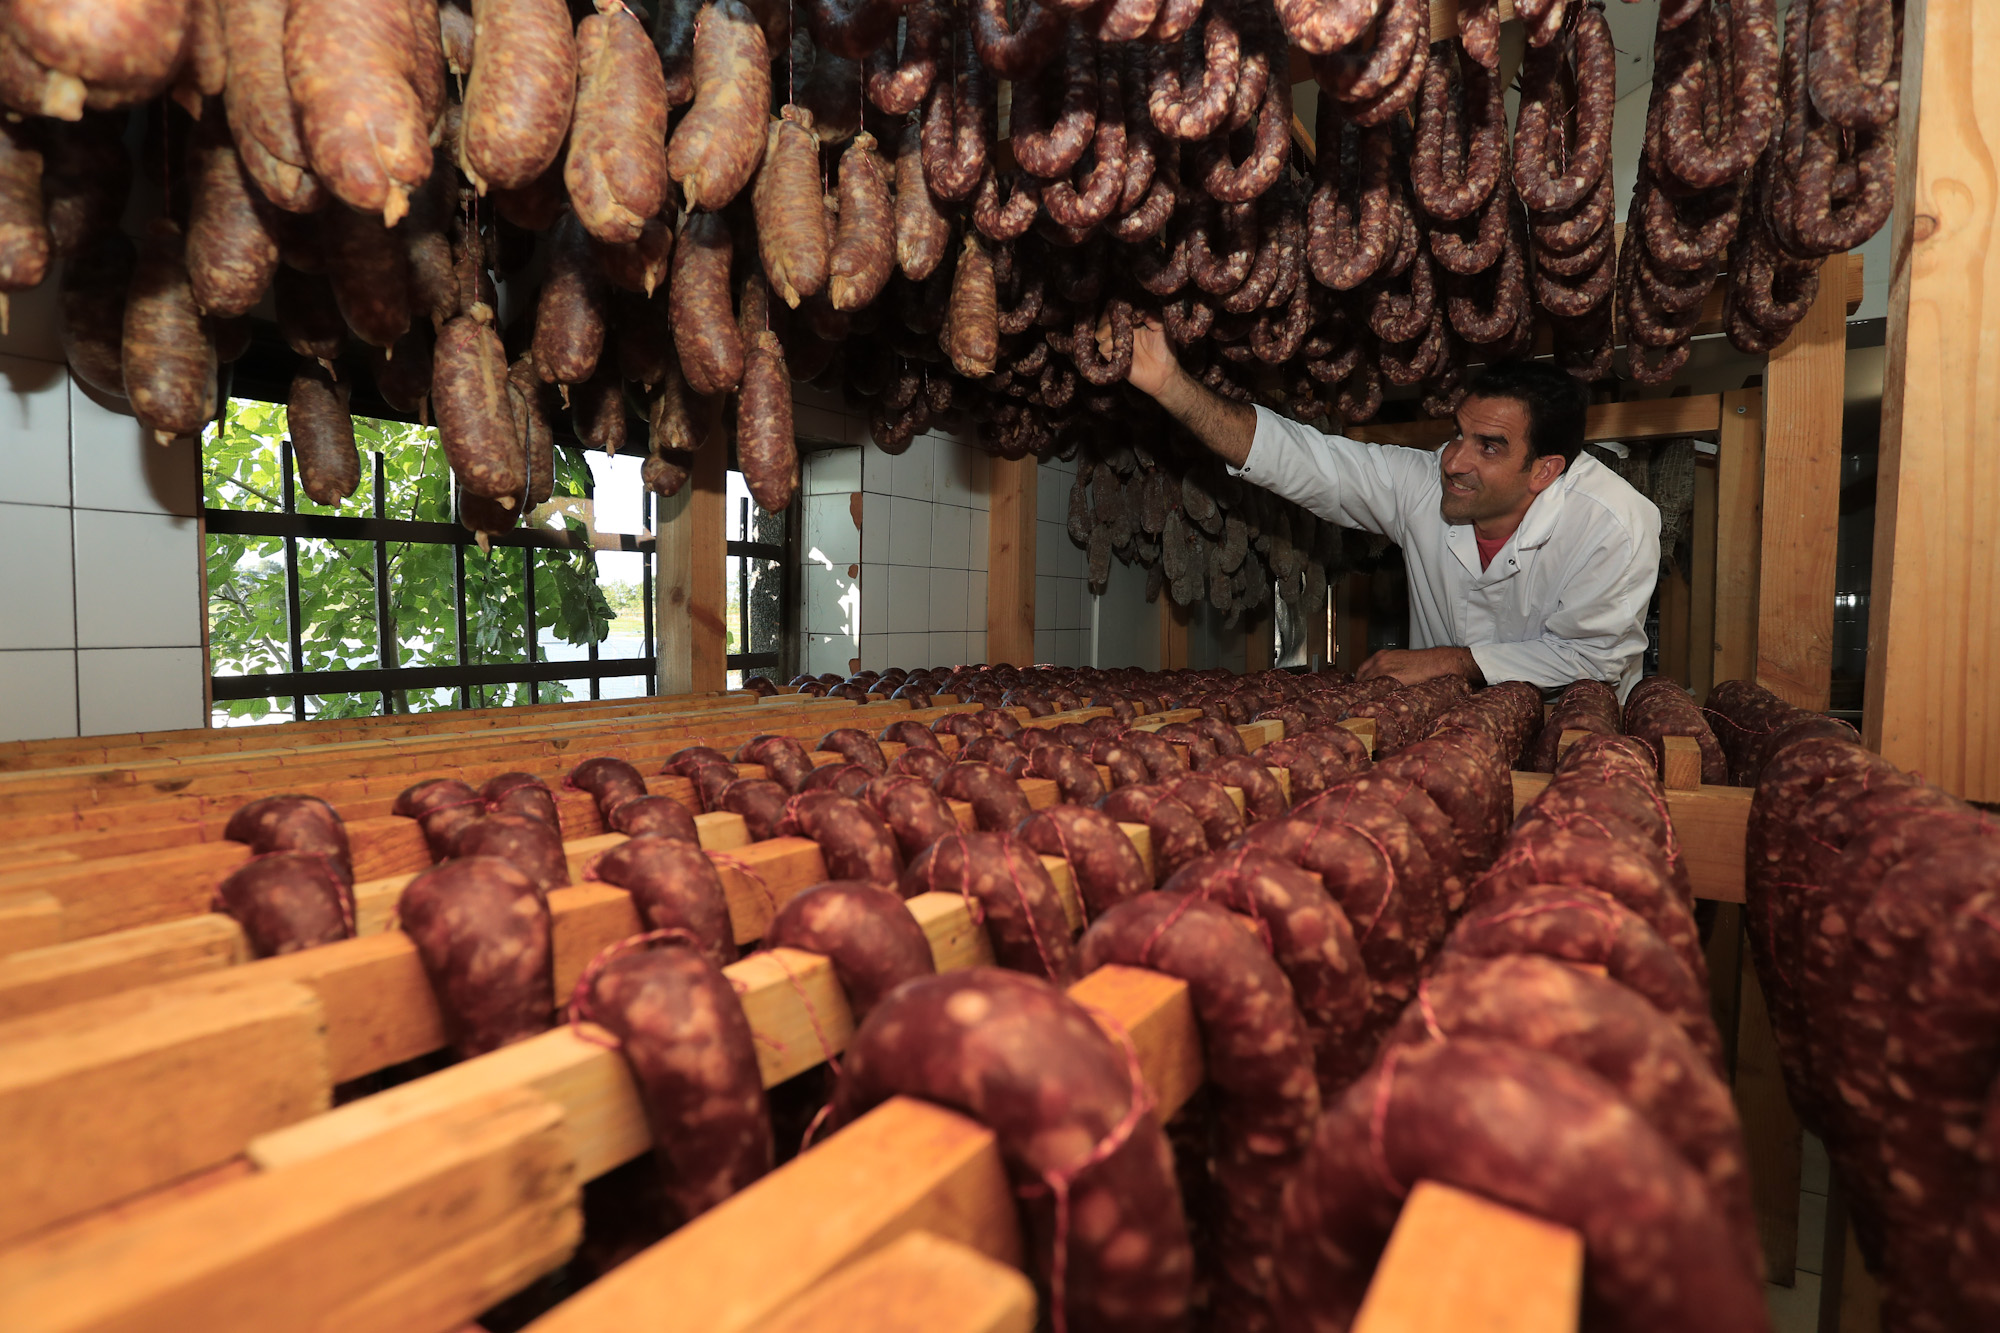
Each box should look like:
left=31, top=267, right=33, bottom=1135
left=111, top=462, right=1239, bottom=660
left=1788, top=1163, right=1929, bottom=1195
left=59, top=232, right=134, bottom=398
left=781, top=790, right=903, bottom=886
left=589, top=834, right=737, bottom=968
left=1078, top=892, right=1319, bottom=1325
left=287, top=361, right=360, bottom=505
left=1277, top=1039, right=1769, bottom=1333
left=393, top=778, right=483, bottom=859
left=450, top=811, right=570, bottom=901
left=1164, top=773, right=1243, bottom=849
left=1623, top=677, right=1729, bottom=784
left=939, top=233, right=999, bottom=377
left=122, top=222, right=217, bottom=445
left=283, top=0, right=432, bottom=224
left=668, top=211, right=745, bottom=396
left=734, top=734, right=811, bottom=791
left=818, top=727, right=888, bottom=773
left=668, top=0, right=770, bottom=211
left=1658, top=0, right=1781, bottom=191
left=893, top=120, right=950, bottom=281
left=1372, top=734, right=1510, bottom=871
left=863, top=0, right=940, bottom=113
left=1008, top=24, right=1095, bottom=177
left=457, top=0, right=575, bottom=193
left=218, top=0, right=323, bottom=211
left=405, top=0, right=447, bottom=132
left=879, top=719, right=940, bottom=752
left=765, top=881, right=936, bottom=1024
left=799, top=764, right=874, bottom=800
left=568, top=3, right=670, bottom=244
left=1197, top=78, right=1289, bottom=205
left=1163, top=848, right=1374, bottom=1095
left=41, top=113, right=131, bottom=261
left=323, top=203, right=412, bottom=351
left=720, top=777, right=789, bottom=841
left=507, top=355, right=554, bottom=504
left=935, top=759, right=1032, bottom=832
left=918, top=22, right=989, bottom=200
left=828, top=970, right=1192, bottom=1328
left=569, top=362, right=628, bottom=454
left=1150, top=8, right=1239, bottom=139
left=521, top=213, right=607, bottom=388
left=433, top=313, right=528, bottom=501
left=736, top=329, right=798, bottom=511
left=1514, top=4, right=1616, bottom=214
left=1274, top=0, right=1374, bottom=55
left=479, top=772, right=561, bottom=829
left=0, top=118, right=46, bottom=329
left=5, top=0, right=188, bottom=94
left=398, top=856, right=554, bottom=1057
left=1196, top=754, right=1286, bottom=823
left=568, top=754, right=652, bottom=820
left=225, top=794, right=355, bottom=884
left=215, top=852, right=356, bottom=958
left=866, top=772, right=961, bottom=860
left=827, top=132, right=894, bottom=311
left=1098, top=783, right=1207, bottom=883
left=1017, top=805, right=1150, bottom=920
left=752, top=107, right=830, bottom=308
left=900, top=833, right=1076, bottom=980
left=576, top=942, right=773, bottom=1225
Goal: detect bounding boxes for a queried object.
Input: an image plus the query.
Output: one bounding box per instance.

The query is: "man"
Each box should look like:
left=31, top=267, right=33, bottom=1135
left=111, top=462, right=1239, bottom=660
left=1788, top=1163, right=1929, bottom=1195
left=1122, top=320, right=1661, bottom=698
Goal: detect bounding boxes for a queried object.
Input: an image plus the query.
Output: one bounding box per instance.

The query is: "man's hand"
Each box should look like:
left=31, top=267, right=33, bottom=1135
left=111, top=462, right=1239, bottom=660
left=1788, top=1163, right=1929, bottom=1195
left=1121, top=314, right=1179, bottom=399
left=1356, top=646, right=1484, bottom=687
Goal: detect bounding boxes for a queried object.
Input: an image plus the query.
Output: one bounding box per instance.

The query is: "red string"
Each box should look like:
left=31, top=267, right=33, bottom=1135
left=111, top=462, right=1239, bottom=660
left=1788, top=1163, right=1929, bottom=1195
left=567, top=927, right=702, bottom=1047
left=766, top=946, right=842, bottom=1076
left=1415, top=977, right=1445, bottom=1043
left=708, top=850, right=780, bottom=921
left=1366, top=1045, right=1408, bottom=1199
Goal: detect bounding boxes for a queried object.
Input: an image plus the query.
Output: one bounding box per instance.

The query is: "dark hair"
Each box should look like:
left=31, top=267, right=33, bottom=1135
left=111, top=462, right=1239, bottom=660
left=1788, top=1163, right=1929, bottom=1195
left=1462, top=361, right=1589, bottom=469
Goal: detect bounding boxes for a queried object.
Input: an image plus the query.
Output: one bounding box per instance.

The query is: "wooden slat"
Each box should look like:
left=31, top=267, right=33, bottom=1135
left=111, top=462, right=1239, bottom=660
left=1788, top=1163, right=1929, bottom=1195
left=987, top=457, right=1037, bottom=666
left=1863, top=0, right=2000, bottom=801
left=753, top=1231, right=1036, bottom=1333
left=1350, top=1182, right=1582, bottom=1333
left=0, top=976, right=331, bottom=1248
left=1661, top=736, right=1704, bottom=791
left=1658, top=564, right=1692, bottom=686
left=0, top=915, right=248, bottom=1021
left=1757, top=279, right=1847, bottom=711
left=1733, top=943, right=1802, bottom=1285
left=658, top=427, right=729, bottom=694
left=1348, top=395, right=1726, bottom=452
left=0, top=892, right=61, bottom=954
left=0, top=1088, right=580, bottom=1333
left=1510, top=772, right=1748, bottom=903
left=1713, top=389, right=1765, bottom=687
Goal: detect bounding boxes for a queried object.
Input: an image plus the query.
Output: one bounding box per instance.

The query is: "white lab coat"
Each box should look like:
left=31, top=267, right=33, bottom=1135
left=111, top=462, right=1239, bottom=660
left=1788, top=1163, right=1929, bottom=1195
left=1233, top=406, right=1662, bottom=700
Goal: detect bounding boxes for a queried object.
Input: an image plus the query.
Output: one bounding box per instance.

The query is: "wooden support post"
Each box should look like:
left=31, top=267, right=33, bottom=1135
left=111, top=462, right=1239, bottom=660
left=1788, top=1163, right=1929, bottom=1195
left=1335, top=572, right=1371, bottom=673
left=1758, top=282, right=1847, bottom=711
left=1714, top=389, right=1764, bottom=686
left=1658, top=565, right=1692, bottom=686
left=1160, top=597, right=1189, bottom=671
left=987, top=457, right=1037, bottom=666
left=1863, top=0, right=2000, bottom=800
left=658, top=441, right=728, bottom=694
left=1690, top=458, right=1719, bottom=699
left=1244, top=608, right=1274, bottom=673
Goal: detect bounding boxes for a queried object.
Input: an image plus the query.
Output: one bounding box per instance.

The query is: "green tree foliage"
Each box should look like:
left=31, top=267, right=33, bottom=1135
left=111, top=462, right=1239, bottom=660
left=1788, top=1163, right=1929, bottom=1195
left=203, top=400, right=616, bottom=721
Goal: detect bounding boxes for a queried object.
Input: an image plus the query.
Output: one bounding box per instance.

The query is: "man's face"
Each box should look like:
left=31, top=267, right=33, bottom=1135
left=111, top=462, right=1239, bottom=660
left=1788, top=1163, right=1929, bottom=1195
left=1438, top=395, right=1564, bottom=527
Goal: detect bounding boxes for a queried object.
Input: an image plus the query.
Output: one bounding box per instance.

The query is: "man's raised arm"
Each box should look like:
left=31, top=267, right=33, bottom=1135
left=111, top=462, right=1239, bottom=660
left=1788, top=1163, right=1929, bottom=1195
left=1122, top=316, right=1256, bottom=467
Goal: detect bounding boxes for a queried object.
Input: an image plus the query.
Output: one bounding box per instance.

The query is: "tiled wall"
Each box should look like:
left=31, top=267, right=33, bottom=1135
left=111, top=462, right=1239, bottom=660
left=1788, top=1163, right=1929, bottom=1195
left=1033, top=457, right=1091, bottom=667
left=0, top=332, right=206, bottom=741
left=793, top=384, right=990, bottom=676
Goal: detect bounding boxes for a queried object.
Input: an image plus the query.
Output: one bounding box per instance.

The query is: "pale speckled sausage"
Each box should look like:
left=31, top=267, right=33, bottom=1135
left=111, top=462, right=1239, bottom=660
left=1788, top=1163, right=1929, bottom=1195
left=943, top=233, right=998, bottom=377
left=668, top=0, right=770, bottom=211
left=863, top=0, right=940, bottom=113
left=215, top=853, right=355, bottom=957
left=737, top=329, right=798, bottom=511
left=765, top=881, right=936, bottom=1023
left=899, top=834, right=1077, bottom=983
left=781, top=790, right=903, bottom=885
left=590, top=834, right=737, bottom=969
left=866, top=772, right=961, bottom=860
left=893, top=120, right=950, bottom=280
left=459, top=0, right=575, bottom=193
left=394, top=777, right=483, bottom=860
left=451, top=812, right=570, bottom=901
left=480, top=772, right=560, bottom=829
left=828, top=131, right=893, bottom=311
left=532, top=212, right=608, bottom=386
left=434, top=312, right=528, bottom=501
left=936, top=759, right=1032, bottom=833
left=578, top=943, right=773, bottom=1226
left=754, top=107, right=831, bottom=307
left=284, top=0, right=432, bottom=224
left=1017, top=804, right=1149, bottom=919
left=670, top=211, right=744, bottom=396
left=568, top=4, right=668, bottom=244
left=398, top=855, right=554, bottom=1057
left=829, top=969, right=1193, bottom=1328
left=918, top=23, right=989, bottom=200
left=123, top=222, right=217, bottom=444
left=219, top=0, right=323, bottom=211
left=0, top=118, right=49, bottom=316
left=289, top=361, right=360, bottom=505
left=226, top=794, right=354, bottom=884
left=324, top=203, right=412, bottom=350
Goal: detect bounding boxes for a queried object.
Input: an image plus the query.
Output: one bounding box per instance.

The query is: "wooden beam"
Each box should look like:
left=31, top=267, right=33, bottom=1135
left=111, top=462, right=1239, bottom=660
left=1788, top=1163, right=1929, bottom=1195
left=658, top=435, right=729, bottom=694
left=1690, top=458, right=1719, bottom=700
left=1658, top=564, right=1692, bottom=687
left=1758, top=280, right=1847, bottom=711
left=1348, top=395, right=1726, bottom=452
left=0, top=1088, right=581, bottom=1333
left=1713, top=389, right=1764, bottom=688
left=1350, top=1181, right=1582, bottom=1333
left=1335, top=572, right=1371, bottom=672
left=1733, top=943, right=1803, bottom=1285
left=752, top=1231, right=1037, bottom=1333
left=1160, top=596, right=1190, bottom=671
left=1863, top=0, right=2000, bottom=800
left=987, top=457, right=1037, bottom=666
left=1510, top=772, right=1749, bottom=903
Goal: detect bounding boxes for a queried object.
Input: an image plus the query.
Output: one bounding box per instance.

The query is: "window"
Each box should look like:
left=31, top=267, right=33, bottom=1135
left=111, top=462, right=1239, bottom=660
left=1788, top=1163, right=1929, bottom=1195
left=201, top=398, right=657, bottom=725
left=725, top=468, right=794, bottom=689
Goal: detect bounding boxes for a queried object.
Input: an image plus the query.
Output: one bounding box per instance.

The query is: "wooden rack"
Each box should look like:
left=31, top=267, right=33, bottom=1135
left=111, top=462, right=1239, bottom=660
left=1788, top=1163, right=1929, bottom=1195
left=0, top=682, right=1754, bottom=1333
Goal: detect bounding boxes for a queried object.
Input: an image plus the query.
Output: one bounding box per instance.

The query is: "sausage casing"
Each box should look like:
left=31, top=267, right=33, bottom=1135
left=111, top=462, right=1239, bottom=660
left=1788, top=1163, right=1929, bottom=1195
left=827, top=131, right=893, bottom=310
left=283, top=0, right=432, bottom=224
left=219, top=0, right=324, bottom=212
left=122, top=222, right=218, bottom=443
left=459, top=0, right=576, bottom=192
left=289, top=360, right=361, bottom=505
left=567, top=4, right=669, bottom=244
left=737, top=329, right=798, bottom=511
left=667, top=0, right=770, bottom=210
left=434, top=312, right=528, bottom=500
left=531, top=212, right=606, bottom=385
left=753, top=106, right=831, bottom=307
left=669, top=211, right=744, bottom=395
left=0, top=117, right=49, bottom=308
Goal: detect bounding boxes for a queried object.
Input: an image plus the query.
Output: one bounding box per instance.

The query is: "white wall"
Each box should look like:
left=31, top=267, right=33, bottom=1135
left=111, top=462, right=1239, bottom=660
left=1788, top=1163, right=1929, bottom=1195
left=0, top=282, right=206, bottom=741
left=1032, top=456, right=1090, bottom=666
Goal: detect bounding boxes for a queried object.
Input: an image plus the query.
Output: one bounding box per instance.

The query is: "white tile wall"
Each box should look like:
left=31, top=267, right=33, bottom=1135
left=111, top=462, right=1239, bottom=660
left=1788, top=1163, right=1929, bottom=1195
left=0, top=336, right=205, bottom=739
left=1032, top=457, right=1091, bottom=666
